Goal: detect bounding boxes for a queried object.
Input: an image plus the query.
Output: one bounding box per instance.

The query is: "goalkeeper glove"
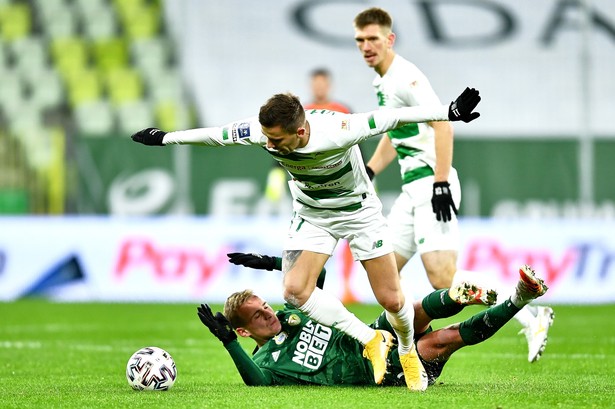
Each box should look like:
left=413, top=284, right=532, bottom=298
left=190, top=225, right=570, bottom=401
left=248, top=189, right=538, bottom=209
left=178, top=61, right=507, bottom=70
left=197, top=304, right=237, bottom=346
left=431, top=181, right=458, bottom=222
left=227, top=252, right=276, bottom=271
left=131, top=128, right=167, bottom=146
left=448, top=87, right=481, bottom=123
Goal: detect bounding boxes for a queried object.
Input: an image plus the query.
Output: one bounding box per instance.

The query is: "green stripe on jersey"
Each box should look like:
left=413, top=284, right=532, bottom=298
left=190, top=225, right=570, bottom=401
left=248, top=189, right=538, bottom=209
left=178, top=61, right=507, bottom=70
left=222, top=127, right=229, bottom=140
left=396, top=145, right=421, bottom=159
left=388, top=123, right=419, bottom=140
left=289, top=162, right=353, bottom=184
left=300, top=187, right=353, bottom=200
left=402, top=165, right=434, bottom=184
left=268, top=151, right=316, bottom=161
left=368, top=115, right=376, bottom=130
left=297, top=199, right=361, bottom=212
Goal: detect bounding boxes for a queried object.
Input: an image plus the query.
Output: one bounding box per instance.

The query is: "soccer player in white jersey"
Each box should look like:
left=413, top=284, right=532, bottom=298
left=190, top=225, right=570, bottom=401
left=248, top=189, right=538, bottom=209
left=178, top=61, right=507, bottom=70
left=353, top=7, right=554, bottom=363
left=131, top=89, right=481, bottom=390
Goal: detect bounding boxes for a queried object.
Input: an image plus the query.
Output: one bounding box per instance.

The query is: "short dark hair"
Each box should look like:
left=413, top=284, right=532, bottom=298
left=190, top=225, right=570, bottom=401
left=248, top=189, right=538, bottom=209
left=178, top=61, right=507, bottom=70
left=310, top=67, right=331, bottom=79
left=259, top=93, right=306, bottom=134
left=353, top=7, right=393, bottom=30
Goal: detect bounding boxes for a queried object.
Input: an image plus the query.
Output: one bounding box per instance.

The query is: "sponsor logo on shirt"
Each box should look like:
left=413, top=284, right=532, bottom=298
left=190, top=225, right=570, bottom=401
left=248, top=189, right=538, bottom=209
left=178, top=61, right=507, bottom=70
left=291, top=320, right=331, bottom=370
left=341, top=120, right=348, bottom=130
left=283, top=160, right=343, bottom=171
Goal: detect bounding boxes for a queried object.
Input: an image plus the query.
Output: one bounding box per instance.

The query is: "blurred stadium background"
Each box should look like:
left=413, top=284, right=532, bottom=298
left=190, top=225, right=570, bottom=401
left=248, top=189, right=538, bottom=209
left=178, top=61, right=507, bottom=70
left=0, top=0, right=614, bottom=304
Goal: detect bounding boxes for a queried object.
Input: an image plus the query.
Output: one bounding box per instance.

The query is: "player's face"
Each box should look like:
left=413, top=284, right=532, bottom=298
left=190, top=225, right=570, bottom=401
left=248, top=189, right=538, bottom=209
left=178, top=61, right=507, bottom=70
left=262, top=125, right=304, bottom=155
left=354, top=24, right=394, bottom=71
left=311, top=74, right=330, bottom=102
left=237, top=295, right=282, bottom=341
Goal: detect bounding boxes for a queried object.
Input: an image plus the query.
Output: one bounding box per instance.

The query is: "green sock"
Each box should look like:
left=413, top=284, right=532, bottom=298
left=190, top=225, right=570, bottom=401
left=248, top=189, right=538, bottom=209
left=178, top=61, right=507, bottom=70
left=421, top=289, right=464, bottom=319
left=458, top=298, right=521, bottom=345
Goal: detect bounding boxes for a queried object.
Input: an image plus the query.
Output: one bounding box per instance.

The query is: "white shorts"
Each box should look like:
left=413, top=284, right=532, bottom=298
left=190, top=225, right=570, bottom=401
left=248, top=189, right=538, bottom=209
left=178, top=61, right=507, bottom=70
left=387, top=170, right=461, bottom=259
left=285, top=193, right=393, bottom=261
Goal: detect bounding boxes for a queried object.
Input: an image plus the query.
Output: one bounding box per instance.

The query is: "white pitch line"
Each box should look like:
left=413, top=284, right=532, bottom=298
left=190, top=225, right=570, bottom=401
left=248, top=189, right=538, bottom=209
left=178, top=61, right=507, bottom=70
left=0, top=341, right=42, bottom=349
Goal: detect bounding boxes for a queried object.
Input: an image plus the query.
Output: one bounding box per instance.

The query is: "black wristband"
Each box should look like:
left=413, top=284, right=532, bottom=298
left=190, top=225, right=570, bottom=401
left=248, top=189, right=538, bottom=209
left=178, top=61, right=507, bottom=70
left=366, top=166, right=375, bottom=181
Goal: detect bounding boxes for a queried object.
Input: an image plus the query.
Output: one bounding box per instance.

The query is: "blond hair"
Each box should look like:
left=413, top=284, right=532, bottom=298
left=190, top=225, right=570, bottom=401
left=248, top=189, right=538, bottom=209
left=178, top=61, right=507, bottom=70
left=223, top=289, right=255, bottom=328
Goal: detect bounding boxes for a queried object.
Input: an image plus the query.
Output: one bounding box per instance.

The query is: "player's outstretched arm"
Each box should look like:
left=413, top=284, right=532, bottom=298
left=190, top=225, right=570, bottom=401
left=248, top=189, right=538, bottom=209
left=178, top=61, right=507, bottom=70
left=227, top=252, right=327, bottom=289
left=447, top=87, right=481, bottom=123
left=132, top=124, right=240, bottom=147
left=196, top=304, right=274, bottom=386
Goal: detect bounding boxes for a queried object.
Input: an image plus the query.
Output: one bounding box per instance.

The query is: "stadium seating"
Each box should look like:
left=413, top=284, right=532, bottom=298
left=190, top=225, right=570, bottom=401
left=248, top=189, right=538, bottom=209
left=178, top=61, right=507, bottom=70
left=0, top=3, right=31, bottom=40
left=74, top=100, right=114, bottom=135
left=0, top=0, right=194, bottom=214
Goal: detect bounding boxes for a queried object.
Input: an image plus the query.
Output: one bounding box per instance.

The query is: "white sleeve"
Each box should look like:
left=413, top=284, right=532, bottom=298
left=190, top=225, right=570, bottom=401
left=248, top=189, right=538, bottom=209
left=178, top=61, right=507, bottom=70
left=162, top=117, right=263, bottom=147
left=371, top=104, right=448, bottom=131
left=162, top=127, right=225, bottom=146
left=343, top=104, right=448, bottom=146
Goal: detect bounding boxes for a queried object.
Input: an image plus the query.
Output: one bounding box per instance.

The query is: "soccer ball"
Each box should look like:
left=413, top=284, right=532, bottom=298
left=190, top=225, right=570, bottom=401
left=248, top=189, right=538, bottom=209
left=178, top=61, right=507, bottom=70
left=126, top=346, right=177, bottom=391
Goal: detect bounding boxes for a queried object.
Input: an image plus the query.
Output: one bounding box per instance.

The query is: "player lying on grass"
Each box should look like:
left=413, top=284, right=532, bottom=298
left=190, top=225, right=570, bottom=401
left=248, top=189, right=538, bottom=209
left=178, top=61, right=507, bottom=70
left=197, top=255, right=548, bottom=387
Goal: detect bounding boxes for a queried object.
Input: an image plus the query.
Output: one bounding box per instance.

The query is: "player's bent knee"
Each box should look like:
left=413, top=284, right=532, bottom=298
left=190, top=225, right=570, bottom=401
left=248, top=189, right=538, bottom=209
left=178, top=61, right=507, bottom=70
left=376, top=294, right=404, bottom=313
left=283, top=286, right=310, bottom=307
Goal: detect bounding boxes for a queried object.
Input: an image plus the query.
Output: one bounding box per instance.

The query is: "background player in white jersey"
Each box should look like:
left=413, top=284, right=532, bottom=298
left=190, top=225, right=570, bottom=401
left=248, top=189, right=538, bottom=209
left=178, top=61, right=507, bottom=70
left=131, top=88, right=482, bottom=390
left=353, top=7, right=554, bottom=363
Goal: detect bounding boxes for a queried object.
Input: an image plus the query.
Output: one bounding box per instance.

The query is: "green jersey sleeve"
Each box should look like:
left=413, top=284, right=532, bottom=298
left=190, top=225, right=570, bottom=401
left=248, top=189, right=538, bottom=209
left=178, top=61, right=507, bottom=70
left=224, top=340, right=275, bottom=386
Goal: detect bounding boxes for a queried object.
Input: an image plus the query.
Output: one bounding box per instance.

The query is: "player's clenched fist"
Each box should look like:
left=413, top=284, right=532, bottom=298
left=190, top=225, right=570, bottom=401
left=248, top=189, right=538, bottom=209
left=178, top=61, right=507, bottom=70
left=131, top=128, right=167, bottom=146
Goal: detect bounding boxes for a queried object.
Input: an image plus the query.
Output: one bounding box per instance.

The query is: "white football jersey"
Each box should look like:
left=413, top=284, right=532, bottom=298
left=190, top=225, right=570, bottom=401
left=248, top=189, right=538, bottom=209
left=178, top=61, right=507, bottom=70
left=163, top=104, right=448, bottom=210
left=372, top=55, right=450, bottom=184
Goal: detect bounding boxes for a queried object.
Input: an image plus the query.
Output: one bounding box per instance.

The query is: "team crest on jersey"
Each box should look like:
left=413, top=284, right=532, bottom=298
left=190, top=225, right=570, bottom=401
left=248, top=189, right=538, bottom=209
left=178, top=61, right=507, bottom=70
left=341, top=120, right=348, bottom=130
left=287, top=314, right=301, bottom=326
left=274, top=332, right=288, bottom=345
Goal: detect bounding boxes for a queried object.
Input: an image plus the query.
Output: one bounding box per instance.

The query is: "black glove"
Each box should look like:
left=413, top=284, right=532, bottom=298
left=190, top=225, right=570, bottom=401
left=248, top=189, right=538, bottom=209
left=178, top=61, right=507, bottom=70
left=227, top=252, right=276, bottom=271
left=131, top=128, right=167, bottom=146
left=197, top=304, right=237, bottom=346
left=431, top=181, right=458, bottom=222
left=448, top=87, right=481, bottom=123
left=365, top=166, right=375, bottom=181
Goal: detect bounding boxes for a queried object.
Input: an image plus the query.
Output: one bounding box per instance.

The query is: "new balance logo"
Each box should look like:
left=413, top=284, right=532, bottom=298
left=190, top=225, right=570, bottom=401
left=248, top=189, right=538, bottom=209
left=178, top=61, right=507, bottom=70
left=372, top=239, right=383, bottom=249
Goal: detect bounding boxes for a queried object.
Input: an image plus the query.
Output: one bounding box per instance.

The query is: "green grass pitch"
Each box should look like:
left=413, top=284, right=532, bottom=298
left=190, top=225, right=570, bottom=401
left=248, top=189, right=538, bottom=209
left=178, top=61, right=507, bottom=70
left=2, top=301, right=614, bottom=408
